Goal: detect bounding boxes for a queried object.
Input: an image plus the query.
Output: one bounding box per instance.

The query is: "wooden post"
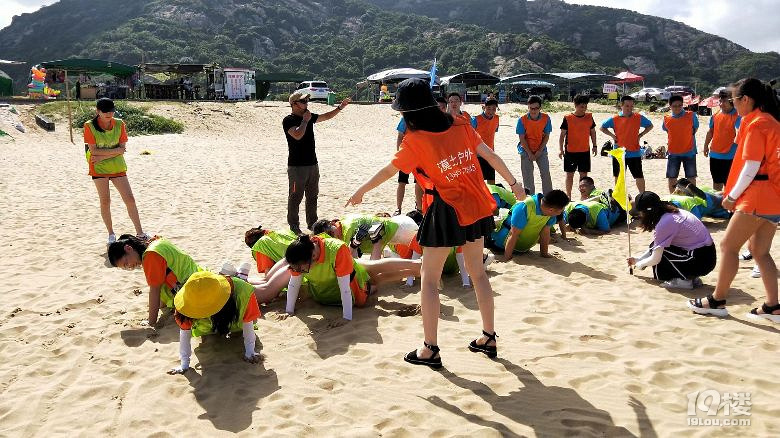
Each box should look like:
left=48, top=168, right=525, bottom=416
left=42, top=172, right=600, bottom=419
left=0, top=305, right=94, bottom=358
left=65, top=70, right=74, bottom=144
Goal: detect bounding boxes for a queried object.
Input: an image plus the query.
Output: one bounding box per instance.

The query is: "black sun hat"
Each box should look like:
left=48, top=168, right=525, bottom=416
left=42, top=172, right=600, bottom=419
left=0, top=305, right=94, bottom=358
left=391, top=78, right=439, bottom=112
left=629, top=191, right=662, bottom=217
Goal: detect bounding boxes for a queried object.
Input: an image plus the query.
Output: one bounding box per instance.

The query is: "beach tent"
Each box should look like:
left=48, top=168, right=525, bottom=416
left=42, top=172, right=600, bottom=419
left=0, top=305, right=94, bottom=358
left=500, top=72, right=619, bottom=101
left=0, top=70, right=12, bottom=96
left=40, top=58, right=138, bottom=143
left=612, top=71, right=644, bottom=84
left=366, top=68, right=432, bottom=84
left=254, top=72, right=309, bottom=101
left=439, top=71, right=500, bottom=86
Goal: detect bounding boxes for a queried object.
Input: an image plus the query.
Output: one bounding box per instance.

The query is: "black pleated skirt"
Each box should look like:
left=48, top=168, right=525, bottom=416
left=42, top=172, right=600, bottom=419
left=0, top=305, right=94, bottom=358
left=417, top=193, right=495, bottom=247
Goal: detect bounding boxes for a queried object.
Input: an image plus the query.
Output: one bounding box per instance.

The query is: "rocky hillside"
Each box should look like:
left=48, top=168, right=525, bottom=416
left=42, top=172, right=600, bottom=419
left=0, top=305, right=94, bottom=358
left=0, top=0, right=777, bottom=94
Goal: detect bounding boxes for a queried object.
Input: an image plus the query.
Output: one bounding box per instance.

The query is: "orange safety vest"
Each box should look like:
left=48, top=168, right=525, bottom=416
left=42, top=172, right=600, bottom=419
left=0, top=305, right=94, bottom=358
left=563, top=113, right=594, bottom=153
left=612, top=113, right=642, bottom=151
left=710, top=110, right=739, bottom=154
left=520, top=113, right=550, bottom=153
left=474, top=114, right=499, bottom=149
left=664, top=111, right=695, bottom=155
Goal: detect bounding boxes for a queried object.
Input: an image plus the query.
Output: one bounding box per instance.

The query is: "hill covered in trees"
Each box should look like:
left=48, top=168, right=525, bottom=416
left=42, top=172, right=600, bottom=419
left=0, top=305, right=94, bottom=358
left=0, top=0, right=777, bottom=94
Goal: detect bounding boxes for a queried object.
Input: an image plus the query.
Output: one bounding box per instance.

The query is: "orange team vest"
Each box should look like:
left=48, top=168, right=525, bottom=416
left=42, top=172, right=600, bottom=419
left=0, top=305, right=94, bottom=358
left=710, top=110, right=739, bottom=154
left=664, top=111, right=695, bottom=154
left=725, top=110, right=780, bottom=215
left=474, top=114, right=500, bottom=149
left=563, top=113, right=594, bottom=153
left=612, top=113, right=642, bottom=151
left=521, top=113, right=551, bottom=153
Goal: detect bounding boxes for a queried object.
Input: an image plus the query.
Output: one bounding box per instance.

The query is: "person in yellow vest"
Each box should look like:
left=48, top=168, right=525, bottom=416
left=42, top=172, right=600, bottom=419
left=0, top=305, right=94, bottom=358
left=311, top=213, right=417, bottom=260
left=471, top=98, right=501, bottom=184
left=243, top=225, right=298, bottom=303
left=283, top=234, right=421, bottom=320
left=703, top=90, right=741, bottom=191
left=663, top=95, right=700, bottom=193
left=600, top=95, right=654, bottom=193
left=490, top=190, right=570, bottom=261
left=516, top=95, right=553, bottom=194
left=108, top=235, right=203, bottom=326
left=84, top=98, right=147, bottom=245
left=558, top=95, right=598, bottom=200
left=168, top=271, right=263, bottom=374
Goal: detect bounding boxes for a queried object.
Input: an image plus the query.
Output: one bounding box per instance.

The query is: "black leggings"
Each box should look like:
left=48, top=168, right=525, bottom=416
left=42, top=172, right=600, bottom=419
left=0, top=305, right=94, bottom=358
left=652, top=243, right=717, bottom=281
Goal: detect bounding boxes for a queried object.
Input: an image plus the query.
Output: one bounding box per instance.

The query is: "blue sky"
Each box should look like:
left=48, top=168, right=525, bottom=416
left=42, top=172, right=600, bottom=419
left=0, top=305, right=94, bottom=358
left=1, top=0, right=778, bottom=53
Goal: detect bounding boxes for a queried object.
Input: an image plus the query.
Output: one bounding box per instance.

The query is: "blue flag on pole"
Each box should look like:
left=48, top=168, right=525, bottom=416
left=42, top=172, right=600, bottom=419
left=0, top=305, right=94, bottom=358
left=429, top=58, right=437, bottom=89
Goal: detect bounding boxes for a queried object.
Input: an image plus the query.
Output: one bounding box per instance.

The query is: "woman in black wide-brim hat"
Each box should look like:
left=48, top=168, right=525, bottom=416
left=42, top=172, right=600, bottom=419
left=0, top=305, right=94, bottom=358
left=346, top=78, right=525, bottom=368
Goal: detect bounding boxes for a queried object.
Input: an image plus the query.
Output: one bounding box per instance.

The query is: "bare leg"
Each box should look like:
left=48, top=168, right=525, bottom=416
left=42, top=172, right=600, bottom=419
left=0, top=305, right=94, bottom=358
left=396, top=182, right=406, bottom=213
left=111, top=176, right=143, bottom=234
left=749, top=220, right=779, bottom=311
left=93, top=178, right=113, bottom=235
left=253, top=266, right=292, bottom=304
left=461, top=238, right=495, bottom=346
left=710, top=212, right=763, bottom=302
left=667, top=178, right=676, bottom=194
left=370, top=241, right=383, bottom=260
left=414, top=183, right=423, bottom=211
left=636, top=178, right=646, bottom=193
left=413, top=247, right=449, bottom=359
left=359, top=258, right=421, bottom=284
left=565, top=172, right=574, bottom=200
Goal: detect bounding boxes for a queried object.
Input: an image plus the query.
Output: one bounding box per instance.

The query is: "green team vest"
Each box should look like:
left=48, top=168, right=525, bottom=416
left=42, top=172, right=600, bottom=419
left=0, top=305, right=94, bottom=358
left=341, top=214, right=399, bottom=254
left=143, top=239, right=203, bottom=308
left=498, top=196, right=551, bottom=252
left=663, top=194, right=706, bottom=212
left=303, top=237, right=370, bottom=305
left=190, top=277, right=255, bottom=337
left=487, top=184, right=517, bottom=208
left=564, top=201, right=604, bottom=229
left=251, top=230, right=298, bottom=262
left=84, top=119, right=128, bottom=175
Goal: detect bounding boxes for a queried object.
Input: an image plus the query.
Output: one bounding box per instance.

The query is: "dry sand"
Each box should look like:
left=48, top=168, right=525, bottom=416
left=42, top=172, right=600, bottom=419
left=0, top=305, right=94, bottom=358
left=0, top=99, right=778, bottom=437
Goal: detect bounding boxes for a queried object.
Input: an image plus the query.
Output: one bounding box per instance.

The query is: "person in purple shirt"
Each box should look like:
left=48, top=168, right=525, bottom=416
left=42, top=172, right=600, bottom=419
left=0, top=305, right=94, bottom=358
left=626, top=191, right=716, bottom=289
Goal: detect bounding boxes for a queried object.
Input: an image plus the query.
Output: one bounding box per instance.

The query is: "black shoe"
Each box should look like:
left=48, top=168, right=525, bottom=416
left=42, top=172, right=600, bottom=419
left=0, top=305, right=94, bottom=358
left=468, top=330, right=498, bottom=358
left=403, top=342, right=442, bottom=369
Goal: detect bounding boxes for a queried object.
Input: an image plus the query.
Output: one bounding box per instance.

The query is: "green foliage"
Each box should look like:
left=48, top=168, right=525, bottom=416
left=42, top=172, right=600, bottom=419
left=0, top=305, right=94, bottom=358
left=39, top=101, right=183, bottom=136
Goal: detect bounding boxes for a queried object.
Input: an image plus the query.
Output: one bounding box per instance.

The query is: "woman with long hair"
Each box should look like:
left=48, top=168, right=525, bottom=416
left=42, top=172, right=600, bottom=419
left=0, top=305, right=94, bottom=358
left=626, top=192, right=716, bottom=289
left=283, top=234, right=421, bottom=320
left=346, top=78, right=525, bottom=368
left=688, top=78, right=780, bottom=322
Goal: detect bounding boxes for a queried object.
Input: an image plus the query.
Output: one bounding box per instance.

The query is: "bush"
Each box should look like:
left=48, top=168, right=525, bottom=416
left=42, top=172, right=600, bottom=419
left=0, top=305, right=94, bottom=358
left=39, top=101, right=184, bottom=136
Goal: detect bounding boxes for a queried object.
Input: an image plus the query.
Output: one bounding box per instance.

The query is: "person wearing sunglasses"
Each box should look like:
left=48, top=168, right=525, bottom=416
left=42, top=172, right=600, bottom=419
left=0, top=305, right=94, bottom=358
left=282, top=234, right=422, bottom=321
left=516, top=95, right=553, bottom=195
left=282, top=91, right=351, bottom=235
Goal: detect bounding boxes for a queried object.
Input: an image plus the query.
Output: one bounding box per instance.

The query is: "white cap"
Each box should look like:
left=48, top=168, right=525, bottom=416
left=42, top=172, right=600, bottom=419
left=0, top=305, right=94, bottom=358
left=238, top=262, right=252, bottom=275
left=219, top=261, right=237, bottom=277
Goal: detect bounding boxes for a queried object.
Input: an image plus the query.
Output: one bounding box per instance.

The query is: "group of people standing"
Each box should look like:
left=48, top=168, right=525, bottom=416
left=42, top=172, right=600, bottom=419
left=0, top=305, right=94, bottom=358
left=86, top=75, right=779, bottom=373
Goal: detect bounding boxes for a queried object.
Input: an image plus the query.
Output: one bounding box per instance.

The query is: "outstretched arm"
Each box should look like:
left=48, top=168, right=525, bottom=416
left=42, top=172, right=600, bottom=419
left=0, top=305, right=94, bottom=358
left=317, top=98, right=351, bottom=123
left=346, top=163, right=399, bottom=206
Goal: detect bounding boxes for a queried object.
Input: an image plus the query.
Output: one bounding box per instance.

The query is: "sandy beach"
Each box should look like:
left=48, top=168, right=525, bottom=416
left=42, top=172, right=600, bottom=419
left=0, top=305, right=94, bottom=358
left=0, top=99, right=778, bottom=437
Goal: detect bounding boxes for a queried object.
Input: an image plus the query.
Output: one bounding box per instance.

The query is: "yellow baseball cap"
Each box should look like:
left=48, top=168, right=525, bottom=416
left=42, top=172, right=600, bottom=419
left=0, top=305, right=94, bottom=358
left=174, top=271, right=231, bottom=319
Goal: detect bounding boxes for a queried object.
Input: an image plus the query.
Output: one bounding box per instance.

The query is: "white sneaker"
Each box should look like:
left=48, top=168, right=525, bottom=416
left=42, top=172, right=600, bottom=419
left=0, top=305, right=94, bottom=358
left=739, top=251, right=753, bottom=261
left=751, top=266, right=761, bottom=278
left=136, top=232, right=151, bottom=241
left=107, top=233, right=117, bottom=245
left=662, top=278, right=694, bottom=290
left=220, top=261, right=237, bottom=277
left=483, top=253, right=495, bottom=268
left=237, top=262, right=251, bottom=281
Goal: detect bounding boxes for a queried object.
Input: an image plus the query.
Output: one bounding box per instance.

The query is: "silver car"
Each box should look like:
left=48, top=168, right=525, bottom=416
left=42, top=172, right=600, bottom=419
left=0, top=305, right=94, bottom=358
left=629, top=87, right=671, bottom=102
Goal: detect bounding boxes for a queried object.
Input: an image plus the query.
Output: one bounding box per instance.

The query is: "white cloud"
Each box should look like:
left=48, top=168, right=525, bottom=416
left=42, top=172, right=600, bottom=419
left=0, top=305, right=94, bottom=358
left=564, top=0, right=779, bottom=53
left=0, top=0, right=59, bottom=31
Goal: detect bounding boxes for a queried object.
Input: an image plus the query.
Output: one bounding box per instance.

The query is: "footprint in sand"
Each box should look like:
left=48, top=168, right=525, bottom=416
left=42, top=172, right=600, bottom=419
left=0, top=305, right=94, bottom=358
left=395, top=304, right=421, bottom=317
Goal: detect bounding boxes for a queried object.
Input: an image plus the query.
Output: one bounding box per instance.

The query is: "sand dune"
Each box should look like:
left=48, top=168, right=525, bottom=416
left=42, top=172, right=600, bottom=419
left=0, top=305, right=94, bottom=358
left=0, top=100, right=777, bottom=437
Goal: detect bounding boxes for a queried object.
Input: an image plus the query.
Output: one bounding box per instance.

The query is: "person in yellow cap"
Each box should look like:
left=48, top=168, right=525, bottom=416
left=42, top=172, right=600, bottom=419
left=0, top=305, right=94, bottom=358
left=169, top=271, right=263, bottom=374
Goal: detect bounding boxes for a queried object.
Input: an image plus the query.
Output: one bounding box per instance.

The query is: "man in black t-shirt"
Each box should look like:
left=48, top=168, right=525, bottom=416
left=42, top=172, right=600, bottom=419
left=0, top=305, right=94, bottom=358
left=283, top=91, right=351, bottom=233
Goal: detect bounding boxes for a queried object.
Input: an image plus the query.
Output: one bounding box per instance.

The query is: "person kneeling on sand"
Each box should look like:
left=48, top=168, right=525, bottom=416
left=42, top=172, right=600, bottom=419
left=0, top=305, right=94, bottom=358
left=490, top=189, right=569, bottom=261
left=168, top=271, right=263, bottom=374
left=283, top=234, right=421, bottom=320
left=311, top=213, right=418, bottom=260
left=627, top=192, right=716, bottom=289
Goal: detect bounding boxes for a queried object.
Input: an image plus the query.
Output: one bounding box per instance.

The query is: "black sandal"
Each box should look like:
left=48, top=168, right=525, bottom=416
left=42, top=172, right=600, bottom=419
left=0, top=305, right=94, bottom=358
left=686, top=293, right=728, bottom=317
left=747, top=302, right=780, bottom=323
left=404, top=342, right=442, bottom=369
left=468, top=330, right=498, bottom=358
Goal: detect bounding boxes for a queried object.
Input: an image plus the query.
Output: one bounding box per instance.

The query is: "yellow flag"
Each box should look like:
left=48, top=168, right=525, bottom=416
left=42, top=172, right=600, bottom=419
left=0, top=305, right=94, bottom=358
left=608, top=147, right=629, bottom=212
